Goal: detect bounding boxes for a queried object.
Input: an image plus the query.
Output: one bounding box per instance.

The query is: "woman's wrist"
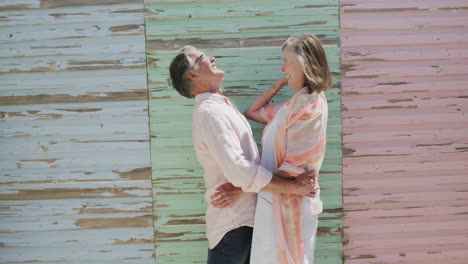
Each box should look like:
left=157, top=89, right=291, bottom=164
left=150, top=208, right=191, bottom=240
left=262, top=85, right=276, bottom=98
left=266, top=81, right=281, bottom=96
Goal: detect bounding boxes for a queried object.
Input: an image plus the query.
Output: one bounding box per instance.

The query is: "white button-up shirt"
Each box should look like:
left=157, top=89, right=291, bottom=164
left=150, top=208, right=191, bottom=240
left=193, top=92, right=272, bottom=249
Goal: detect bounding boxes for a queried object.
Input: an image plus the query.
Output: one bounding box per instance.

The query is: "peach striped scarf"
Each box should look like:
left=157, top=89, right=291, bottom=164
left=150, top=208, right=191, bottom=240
left=262, top=87, right=327, bottom=263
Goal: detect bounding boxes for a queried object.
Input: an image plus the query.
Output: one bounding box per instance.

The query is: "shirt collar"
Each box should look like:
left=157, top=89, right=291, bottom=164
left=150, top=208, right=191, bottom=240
left=195, top=92, right=227, bottom=104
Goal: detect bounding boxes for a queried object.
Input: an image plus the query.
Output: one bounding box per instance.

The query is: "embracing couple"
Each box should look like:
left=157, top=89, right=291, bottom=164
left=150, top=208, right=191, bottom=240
left=169, top=33, right=330, bottom=264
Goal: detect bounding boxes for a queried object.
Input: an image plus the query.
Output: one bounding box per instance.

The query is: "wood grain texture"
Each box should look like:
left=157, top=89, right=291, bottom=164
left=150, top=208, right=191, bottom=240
left=341, top=0, right=468, bottom=263
left=0, top=1, right=153, bottom=263
left=146, top=0, right=343, bottom=263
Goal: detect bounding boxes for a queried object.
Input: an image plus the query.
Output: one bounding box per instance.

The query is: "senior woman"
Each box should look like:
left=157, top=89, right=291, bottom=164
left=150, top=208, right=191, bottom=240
left=245, top=33, right=330, bottom=264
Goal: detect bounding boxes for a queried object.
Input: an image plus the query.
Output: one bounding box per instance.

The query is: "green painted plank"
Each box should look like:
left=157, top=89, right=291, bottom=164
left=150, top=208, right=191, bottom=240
left=146, top=16, right=339, bottom=37
left=155, top=241, right=208, bottom=264
left=146, top=0, right=339, bottom=20
left=146, top=47, right=341, bottom=82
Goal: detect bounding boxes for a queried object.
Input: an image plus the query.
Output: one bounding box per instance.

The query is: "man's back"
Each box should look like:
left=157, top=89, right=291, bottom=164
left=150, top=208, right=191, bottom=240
left=192, top=92, right=271, bottom=249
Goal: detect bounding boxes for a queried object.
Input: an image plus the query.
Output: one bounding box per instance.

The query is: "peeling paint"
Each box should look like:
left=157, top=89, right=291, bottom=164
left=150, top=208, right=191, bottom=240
left=0, top=91, right=147, bottom=106
left=109, top=24, right=141, bottom=32
left=75, top=215, right=152, bottom=229
left=56, top=108, right=102, bottom=112
left=1, top=1, right=152, bottom=262
left=146, top=0, right=342, bottom=263
left=40, top=0, right=143, bottom=9
left=0, top=187, right=151, bottom=200
left=114, top=238, right=152, bottom=244
left=341, top=0, right=468, bottom=262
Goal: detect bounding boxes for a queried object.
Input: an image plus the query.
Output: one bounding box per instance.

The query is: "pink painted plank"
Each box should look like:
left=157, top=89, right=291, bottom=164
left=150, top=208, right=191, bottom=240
left=341, top=75, right=468, bottom=94
left=343, top=142, right=468, bottom=157
left=341, top=28, right=468, bottom=47
left=345, top=247, right=468, bottom=264
left=341, top=0, right=468, bottom=10
left=342, top=168, right=468, bottom=181
left=344, top=177, right=468, bottom=196
left=343, top=153, right=468, bottom=166
left=342, top=44, right=468, bottom=61
left=343, top=121, right=468, bottom=134
left=341, top=1, right=468, bottom=262
left=341, top=10, right=467, bottom=30
left=345, top=205, right=468, bottom=220
left=343, top=113, right=466, bottom=130
left=342, top=89, right=468, bottom=109
left=344, top=59, right=468, bottom=78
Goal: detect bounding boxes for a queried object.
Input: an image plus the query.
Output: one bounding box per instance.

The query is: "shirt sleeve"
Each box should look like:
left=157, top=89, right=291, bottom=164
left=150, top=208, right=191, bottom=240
left=277, top=96, right=326, bottom=176
left=260, top=101, right=289, bottom=122
left=199, top=110, right=272, bottom=192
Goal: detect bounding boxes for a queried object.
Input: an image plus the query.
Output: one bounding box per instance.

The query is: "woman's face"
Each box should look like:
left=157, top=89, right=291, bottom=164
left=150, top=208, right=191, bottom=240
left=281, top=46, right=305, bottom=90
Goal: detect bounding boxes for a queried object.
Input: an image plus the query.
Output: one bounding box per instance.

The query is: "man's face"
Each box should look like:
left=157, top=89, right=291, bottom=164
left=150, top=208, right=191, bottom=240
left=187, top=49, right=224, bottom=80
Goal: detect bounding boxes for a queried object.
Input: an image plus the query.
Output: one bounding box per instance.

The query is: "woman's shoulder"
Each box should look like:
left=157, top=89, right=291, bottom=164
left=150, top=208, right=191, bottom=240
left=290, top=90, right=325, bottom=113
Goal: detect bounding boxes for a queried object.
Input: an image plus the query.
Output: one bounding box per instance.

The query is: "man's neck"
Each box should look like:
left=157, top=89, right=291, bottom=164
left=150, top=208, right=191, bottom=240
left=193, top=84, right=222, bottom=96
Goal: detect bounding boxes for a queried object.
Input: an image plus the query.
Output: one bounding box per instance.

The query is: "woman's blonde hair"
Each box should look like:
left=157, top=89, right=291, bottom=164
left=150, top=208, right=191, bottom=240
left=282, top=34, right=331, bottom=93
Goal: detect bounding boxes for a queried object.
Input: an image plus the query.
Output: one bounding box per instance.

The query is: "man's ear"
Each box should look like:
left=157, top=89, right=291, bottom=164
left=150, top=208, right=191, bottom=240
left=187, top=70, right=197, bottom=80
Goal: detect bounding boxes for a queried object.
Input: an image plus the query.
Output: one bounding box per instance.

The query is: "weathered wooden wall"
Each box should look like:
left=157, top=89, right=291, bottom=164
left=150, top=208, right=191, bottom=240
left=341, top=0, right=468, bottom=263
left=0, top=1, right=154, bottom=263
left=146, top=0, right=342, bottom=263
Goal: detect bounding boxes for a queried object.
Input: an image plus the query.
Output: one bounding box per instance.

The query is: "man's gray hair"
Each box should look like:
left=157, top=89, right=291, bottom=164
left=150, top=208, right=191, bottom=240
left=169, top=46, right=197, bottom=98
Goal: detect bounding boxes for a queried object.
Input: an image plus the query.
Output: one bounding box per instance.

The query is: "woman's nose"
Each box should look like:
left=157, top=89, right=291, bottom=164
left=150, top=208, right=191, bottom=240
left=281, top=66, right=285, bottom=72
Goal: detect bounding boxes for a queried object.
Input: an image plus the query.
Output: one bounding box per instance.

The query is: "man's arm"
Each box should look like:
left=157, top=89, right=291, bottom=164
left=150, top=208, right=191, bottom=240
left=197, top=110, right=273, bottom=193
left=211, top=170, right=317, bottom=208
left=261, top=169, right=316, bottom=195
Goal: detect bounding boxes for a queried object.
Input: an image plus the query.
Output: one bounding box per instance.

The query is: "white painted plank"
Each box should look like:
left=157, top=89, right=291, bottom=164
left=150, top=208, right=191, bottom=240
left=0, top=244, right=154, bottom=263
left=1, top=165, right=152, bottom=183
left=0, top=69, right=146, bottom=95
left=1, top=20, right=144, bottom=43
left=0, top=101, right=148, bottom=117
left=0, top=179, right=151, bottom=192
left=0, top=0, right=39, bottom=10
left=0, top=114, right=148, bottom=137
left=0, top=197, right=152, bottom=217
left=2, top=260, right=153, bottom=264
left=1, top=140, right=150, bottom=157
left=0, top=4, right=143, bottom=26
left=1, top=260, right=153, bottom=264
left=0, top=212, right=152, bottom=232
left=0, top=52, right=145, bottom=73
left=0, top=148, right=150, bottom=169
left=1, top=36, right=145, bottom=58
left=1, top=133, right=149, bottom=152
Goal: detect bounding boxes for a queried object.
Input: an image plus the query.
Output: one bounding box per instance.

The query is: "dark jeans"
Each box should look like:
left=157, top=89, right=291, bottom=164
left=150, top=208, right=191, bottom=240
left=207, top=226, right=253, bottom=264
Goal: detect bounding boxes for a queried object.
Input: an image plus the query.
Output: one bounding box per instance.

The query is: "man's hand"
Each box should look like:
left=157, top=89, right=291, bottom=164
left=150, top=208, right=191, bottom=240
left=210, top=183, right=243, bottom=208
left=281, top=169, right=318, bottom=197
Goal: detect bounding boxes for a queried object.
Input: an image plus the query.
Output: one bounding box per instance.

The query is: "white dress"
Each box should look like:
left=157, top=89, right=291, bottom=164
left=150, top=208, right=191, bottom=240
left=250, top=104, right=321, bottom=264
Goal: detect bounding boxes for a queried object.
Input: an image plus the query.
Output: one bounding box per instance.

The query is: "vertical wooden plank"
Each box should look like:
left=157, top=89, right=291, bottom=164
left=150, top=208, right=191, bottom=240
left=145, top=0, right=342, bottom=263
left=341, top=0, right=468, bottom=263
left=0, top=1, right=154, bottom=263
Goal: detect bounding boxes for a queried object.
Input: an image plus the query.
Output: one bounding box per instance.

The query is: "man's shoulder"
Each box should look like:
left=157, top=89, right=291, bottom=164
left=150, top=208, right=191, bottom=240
left=192, top=100, right=234, bottom=136
left=195, top=99, right=227, bottom=117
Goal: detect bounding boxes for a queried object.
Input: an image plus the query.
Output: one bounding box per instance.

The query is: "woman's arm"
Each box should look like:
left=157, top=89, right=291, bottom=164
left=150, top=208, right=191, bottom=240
left=244, top=77, right=288, bottom=124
